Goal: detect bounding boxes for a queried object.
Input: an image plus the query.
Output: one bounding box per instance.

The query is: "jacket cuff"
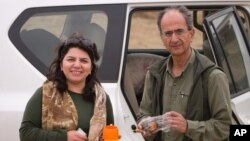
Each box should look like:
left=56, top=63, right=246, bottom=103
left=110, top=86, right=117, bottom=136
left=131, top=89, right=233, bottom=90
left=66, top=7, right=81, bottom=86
left=185, top=120, right=198, bottom=137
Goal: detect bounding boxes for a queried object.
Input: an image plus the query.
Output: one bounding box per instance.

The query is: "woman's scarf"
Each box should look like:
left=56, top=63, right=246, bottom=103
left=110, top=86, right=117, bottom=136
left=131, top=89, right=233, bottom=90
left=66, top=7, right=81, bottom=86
left=42, top=81, right=107, bottom=141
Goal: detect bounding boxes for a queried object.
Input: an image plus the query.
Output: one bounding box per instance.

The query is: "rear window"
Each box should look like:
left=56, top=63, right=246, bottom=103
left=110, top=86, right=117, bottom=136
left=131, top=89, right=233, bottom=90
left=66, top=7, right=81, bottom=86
left=20, top=10, right=107, bottom=67
left=9, top=4, right=127, bottom=82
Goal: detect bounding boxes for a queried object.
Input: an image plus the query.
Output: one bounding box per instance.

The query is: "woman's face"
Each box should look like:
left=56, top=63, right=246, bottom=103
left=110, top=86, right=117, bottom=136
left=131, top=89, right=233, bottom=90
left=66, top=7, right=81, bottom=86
left=61, top=47, right=92, bottom=86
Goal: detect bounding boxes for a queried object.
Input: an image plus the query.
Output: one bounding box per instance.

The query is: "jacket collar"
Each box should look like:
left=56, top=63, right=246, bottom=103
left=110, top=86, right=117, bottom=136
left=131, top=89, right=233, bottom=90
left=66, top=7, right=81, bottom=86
left=148, top=49, right=216, bottom=80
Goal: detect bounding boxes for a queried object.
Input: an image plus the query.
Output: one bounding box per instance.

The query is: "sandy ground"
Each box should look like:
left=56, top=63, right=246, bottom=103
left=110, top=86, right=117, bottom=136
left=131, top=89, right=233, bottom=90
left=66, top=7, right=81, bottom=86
left=128, top=11, right=164, bottom=49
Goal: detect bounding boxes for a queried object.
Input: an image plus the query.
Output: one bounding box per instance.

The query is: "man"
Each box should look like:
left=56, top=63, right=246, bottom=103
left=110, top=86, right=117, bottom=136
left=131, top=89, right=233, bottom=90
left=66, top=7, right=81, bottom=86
left=137, top=6, right=232, bottom=141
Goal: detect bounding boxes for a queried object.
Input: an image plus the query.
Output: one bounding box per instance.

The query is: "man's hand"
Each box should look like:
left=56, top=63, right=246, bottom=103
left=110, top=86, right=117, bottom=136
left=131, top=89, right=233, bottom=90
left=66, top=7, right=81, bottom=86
left=164, top=111, right=187, bottom=133
left=137, top=117, right=155, bottom=137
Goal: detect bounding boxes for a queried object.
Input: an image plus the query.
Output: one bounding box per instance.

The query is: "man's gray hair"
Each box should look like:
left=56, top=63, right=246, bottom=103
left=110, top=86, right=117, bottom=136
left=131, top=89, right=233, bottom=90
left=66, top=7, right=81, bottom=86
left=157, top=5, right=193, bottom=34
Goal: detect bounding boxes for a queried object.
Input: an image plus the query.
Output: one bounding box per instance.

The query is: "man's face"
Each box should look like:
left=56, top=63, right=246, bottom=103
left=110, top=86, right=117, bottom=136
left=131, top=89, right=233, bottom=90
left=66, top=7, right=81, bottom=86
left=160, top=10, right=194, bottom=57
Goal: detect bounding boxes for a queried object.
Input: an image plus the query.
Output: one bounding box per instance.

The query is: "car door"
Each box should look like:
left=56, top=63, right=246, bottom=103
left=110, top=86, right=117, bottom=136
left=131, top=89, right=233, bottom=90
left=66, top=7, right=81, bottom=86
left=203, top=6, right=250, bottom=124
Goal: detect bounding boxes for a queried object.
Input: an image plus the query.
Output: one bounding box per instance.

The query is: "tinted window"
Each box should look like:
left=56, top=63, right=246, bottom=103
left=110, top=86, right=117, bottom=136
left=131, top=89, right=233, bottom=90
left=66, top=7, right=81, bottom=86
left=20, top=11, right=107, bottom=67
left=204, top=7, right=250, bottom=94
left=9, top=5, right=126, bottom=82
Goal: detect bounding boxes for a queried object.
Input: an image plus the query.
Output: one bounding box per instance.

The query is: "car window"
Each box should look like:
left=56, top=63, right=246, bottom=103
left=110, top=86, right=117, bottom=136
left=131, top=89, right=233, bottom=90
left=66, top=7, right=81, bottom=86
left=128, top=10, right=204, bottom=50
left=20, top=10, right=107, bottom=67
left=9, top=4, right=126, bottom=82
left=204, top=7, right=250, bottom=95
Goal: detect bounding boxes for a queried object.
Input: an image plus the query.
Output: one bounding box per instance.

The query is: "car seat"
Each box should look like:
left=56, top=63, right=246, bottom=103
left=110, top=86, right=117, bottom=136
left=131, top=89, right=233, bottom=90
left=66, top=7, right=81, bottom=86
left=124, top=53, right=164, bottom=113
left=20, top=29, right=60, bottom=66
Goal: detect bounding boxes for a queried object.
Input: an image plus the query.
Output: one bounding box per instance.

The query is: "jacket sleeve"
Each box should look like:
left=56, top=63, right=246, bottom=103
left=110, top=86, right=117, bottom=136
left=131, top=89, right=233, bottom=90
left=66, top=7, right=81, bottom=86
left=137, top=71, right=154, bottom=122
left=185, top=69, right=232, bottom=141
left=19, top=87, right=67, bottom=141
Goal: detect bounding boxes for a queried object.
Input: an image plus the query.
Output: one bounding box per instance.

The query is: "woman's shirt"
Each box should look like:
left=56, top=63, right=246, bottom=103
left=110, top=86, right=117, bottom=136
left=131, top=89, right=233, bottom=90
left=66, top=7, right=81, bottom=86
left=19, top=87, right=114, bottom=141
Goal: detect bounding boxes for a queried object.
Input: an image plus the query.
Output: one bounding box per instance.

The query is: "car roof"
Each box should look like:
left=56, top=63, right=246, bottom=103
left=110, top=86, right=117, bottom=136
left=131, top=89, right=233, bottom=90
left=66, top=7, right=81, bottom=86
left=1, top=0, right=250, bottom=6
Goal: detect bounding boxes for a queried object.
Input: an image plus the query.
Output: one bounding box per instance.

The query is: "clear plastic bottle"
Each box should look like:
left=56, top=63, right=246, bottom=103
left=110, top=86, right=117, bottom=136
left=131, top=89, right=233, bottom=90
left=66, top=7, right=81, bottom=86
left=140, top=115, right=170, bottom=133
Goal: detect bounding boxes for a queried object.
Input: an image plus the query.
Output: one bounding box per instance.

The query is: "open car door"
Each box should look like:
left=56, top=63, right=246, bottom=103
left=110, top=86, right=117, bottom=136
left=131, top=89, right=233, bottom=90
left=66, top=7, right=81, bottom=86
left=203, top=6, right=250, bottom=125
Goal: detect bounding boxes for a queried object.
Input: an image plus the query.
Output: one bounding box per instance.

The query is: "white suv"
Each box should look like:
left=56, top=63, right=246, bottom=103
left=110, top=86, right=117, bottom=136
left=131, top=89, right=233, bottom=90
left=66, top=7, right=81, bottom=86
left=1, top=0, right=250, bottom=141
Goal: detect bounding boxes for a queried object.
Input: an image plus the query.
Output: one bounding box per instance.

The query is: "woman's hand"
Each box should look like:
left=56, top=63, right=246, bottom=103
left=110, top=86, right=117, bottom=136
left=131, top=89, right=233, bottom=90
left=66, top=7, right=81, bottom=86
left=67, top=130, right=88, bottom=141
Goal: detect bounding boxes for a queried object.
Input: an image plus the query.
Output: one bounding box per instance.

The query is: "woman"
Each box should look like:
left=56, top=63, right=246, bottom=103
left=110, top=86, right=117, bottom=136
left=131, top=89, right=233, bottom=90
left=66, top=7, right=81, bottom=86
left=19, top=33, right=114, bottom=141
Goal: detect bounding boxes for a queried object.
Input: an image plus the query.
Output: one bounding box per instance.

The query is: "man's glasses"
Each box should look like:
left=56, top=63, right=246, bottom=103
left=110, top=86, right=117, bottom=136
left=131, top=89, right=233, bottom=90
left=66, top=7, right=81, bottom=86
left=163, top=28, right=188, bottom=38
